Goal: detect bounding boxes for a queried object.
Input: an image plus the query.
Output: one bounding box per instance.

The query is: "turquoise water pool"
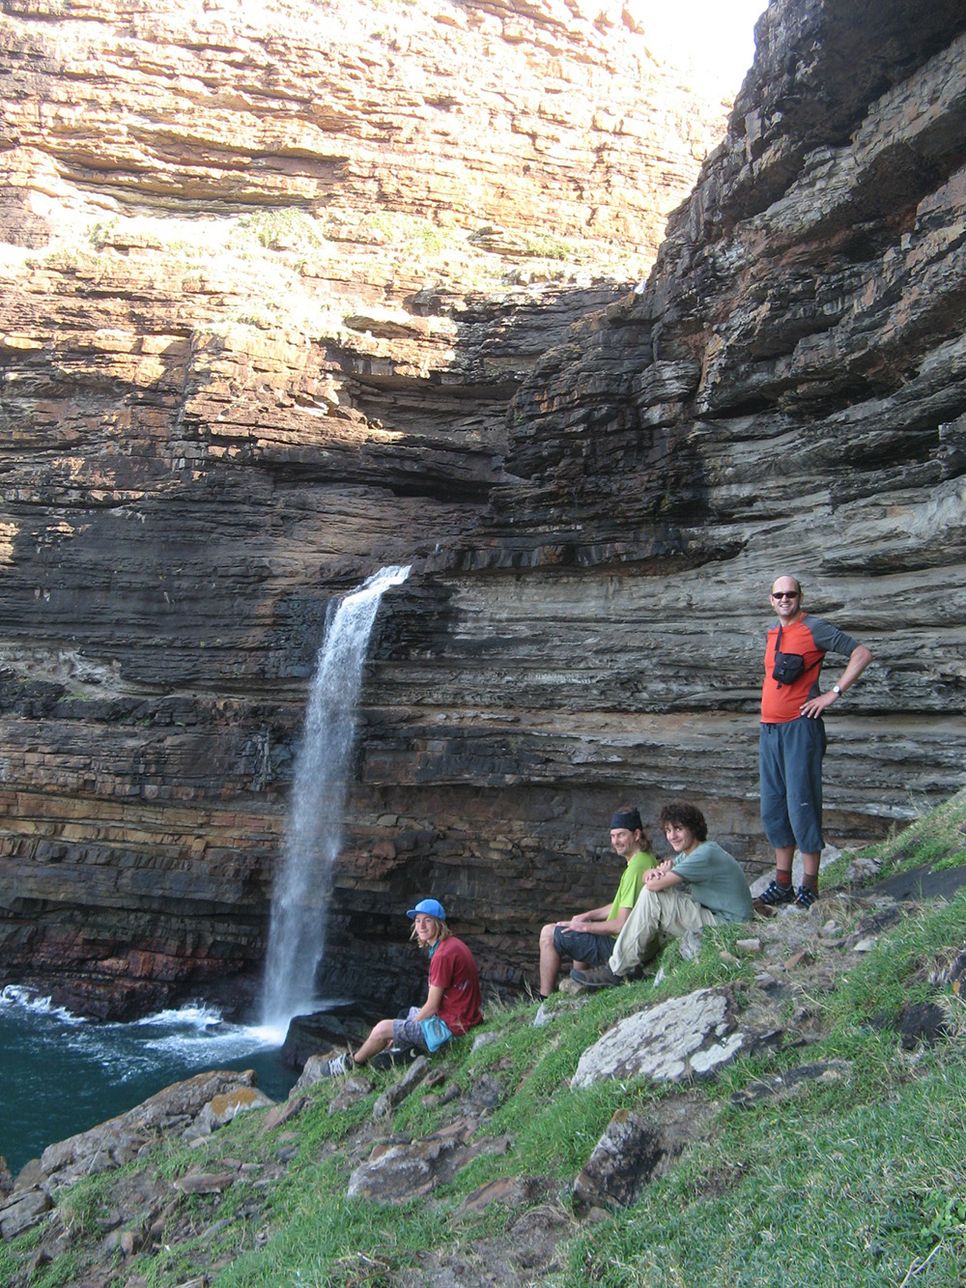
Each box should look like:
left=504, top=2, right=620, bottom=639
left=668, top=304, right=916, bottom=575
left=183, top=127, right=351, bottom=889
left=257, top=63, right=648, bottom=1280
left=0, top=985, right=299, bottom=1177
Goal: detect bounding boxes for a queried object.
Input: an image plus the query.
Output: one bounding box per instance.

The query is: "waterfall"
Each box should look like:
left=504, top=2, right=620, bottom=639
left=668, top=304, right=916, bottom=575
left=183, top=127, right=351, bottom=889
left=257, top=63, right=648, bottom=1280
left=260, top=564, right=410, bottom=1031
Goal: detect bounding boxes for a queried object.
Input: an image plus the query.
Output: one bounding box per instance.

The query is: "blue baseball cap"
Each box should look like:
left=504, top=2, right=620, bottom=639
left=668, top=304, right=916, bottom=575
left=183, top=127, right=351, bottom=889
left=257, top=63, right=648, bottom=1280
left=406, top=897, right=446, bottom=921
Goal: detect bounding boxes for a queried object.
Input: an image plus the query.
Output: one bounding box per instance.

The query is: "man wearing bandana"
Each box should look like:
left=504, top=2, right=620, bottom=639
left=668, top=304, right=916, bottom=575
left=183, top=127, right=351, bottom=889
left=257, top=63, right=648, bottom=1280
left=536, top=806, right=655, bottom=998
left=571, top=801, right=753, bottom=990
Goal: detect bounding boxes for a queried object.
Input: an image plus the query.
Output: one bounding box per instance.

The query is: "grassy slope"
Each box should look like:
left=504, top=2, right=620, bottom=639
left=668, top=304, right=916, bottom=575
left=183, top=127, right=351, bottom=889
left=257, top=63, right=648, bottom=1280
left=4, top=793, right=964, bottom=1288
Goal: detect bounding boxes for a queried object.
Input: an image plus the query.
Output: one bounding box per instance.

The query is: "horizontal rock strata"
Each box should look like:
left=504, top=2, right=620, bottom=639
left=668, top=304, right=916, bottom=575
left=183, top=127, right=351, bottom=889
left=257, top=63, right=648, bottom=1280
left=0, top=0, right=725, bottom=1013
left=0, top=0, right=963, bottom=1020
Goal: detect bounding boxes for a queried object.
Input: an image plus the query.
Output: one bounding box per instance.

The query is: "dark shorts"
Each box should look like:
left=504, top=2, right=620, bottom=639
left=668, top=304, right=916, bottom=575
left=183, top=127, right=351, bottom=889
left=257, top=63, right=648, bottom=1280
left=392, top=1008, right=429, bottom=1052
left=552, top=926, right=616, bottom=966
left=759, top=717, right=826, bottom=853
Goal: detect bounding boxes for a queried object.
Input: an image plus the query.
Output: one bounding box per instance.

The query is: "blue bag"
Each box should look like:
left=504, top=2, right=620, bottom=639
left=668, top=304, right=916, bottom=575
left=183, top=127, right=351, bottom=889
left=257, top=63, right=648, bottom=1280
left=419, top=1015, right=453, bottom=1053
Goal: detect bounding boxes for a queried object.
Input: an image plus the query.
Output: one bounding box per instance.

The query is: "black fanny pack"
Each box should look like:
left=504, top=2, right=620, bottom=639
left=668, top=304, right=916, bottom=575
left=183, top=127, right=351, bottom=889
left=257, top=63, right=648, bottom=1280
left=772, top=625, right=817, bottom=687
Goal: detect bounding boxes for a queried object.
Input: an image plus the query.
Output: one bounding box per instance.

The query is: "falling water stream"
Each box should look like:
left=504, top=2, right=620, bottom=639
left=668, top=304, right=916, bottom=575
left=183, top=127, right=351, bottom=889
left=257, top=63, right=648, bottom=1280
left=259, top=564, right=411, bottom=1032
left=0, top=567, right=411, bottom=1174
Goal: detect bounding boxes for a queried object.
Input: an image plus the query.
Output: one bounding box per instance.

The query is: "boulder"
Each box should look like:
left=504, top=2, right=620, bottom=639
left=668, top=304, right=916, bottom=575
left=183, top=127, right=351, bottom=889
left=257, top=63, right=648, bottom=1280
left=347, top=1118, right=476, bottom=1204
left=186, top=1086, right=276, bottom=1139
left=572, top=1110, right=669, bottom=1213
left=0, top=1188, right=52, bottom=1240
left=39, top=1070, right=259, bottom=1188
left=571, top=987, right=777, bottom=1088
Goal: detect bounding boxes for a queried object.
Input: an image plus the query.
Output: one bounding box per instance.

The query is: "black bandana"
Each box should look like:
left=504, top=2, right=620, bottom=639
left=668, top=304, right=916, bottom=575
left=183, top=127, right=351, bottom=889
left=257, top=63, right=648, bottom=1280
left=610, top=809, right=643, bottom=832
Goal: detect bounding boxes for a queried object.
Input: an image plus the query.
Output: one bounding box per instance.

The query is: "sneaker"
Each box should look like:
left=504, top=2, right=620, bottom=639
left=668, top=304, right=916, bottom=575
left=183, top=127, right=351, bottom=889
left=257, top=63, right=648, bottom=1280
left=322, top=1051, right=353, bottom=1077
left=793, top=885, right=818, bottom=909
left=569, top=962, right=624, bottom=989
left=755, top=879, right=796, bottom=907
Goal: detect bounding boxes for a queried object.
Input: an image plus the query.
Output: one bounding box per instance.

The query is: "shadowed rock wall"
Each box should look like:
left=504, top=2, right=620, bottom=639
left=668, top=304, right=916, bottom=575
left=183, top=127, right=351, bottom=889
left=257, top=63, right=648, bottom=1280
left=0, top=0, right=728, bottom=1015
left=332, top=0, right=966, bottom=997
left=0, top=0, right=963, bottom=1014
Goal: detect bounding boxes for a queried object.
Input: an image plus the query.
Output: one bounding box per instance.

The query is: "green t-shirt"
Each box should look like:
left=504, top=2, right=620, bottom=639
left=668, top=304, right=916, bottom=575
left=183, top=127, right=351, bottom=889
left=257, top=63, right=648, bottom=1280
left=608, top=850, right=655, bottom=921
left=671, top=840, right=753, bottom=923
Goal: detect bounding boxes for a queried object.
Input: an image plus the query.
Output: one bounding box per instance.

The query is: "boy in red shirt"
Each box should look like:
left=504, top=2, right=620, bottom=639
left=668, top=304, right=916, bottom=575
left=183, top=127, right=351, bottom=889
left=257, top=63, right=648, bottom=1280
left=322, top=897, right=482, bottom=1074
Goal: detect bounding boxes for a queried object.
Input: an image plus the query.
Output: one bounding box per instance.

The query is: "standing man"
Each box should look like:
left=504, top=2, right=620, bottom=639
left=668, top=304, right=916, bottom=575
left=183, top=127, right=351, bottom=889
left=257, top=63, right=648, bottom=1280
left=536, top=806, right=655, bottom=998
left=757, top=575, right=873, bottom=909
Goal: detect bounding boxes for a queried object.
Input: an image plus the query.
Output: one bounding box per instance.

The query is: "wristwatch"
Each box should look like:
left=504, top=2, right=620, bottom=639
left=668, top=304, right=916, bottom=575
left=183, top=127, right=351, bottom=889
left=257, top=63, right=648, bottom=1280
left=832, top=684, right=842, bottom=696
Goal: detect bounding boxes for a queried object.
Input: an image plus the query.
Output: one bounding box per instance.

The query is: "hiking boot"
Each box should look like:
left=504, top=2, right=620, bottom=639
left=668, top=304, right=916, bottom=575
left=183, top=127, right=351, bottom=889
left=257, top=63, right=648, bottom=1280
left=321, top=1051, right=353, bottom=1077
left=569, top=962, right=624, bottom=989
left=368, top=1050, right=396, bottom=1071
left=793, top=885, right=818, bottom=909
left=755, top=879, right=796, bottom=907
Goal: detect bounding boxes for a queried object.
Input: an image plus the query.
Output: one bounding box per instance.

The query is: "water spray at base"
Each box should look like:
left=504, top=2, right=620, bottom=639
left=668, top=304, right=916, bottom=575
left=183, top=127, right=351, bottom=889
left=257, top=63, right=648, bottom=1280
left=260, top=565, right=411, bottom=1032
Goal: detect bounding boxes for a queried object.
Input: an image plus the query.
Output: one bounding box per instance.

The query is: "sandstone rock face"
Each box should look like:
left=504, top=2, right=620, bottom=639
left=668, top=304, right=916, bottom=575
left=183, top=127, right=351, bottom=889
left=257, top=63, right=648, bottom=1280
left=0, top=0, right=963, bottom=1020
left=349, top=0, right=965, bottom=992
left=0, top=0, right=726, bottom=1014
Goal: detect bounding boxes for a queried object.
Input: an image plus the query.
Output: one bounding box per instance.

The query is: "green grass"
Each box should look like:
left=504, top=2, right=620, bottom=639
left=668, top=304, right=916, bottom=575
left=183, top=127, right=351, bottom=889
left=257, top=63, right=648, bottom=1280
left=560, top=1052, right=966, bottom=1287
left=828, top=790, right=966, bottom=885
left=3, top=799, right=964, bottom=1287
left=553, top=887, right=966, bottom=1287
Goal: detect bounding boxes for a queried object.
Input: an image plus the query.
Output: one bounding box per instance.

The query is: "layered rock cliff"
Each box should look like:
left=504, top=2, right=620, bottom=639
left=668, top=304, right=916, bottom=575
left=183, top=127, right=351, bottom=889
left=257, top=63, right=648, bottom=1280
left=0, top=0, right=730, bottom=1014
left=0, top=0, right=963, bottom=1016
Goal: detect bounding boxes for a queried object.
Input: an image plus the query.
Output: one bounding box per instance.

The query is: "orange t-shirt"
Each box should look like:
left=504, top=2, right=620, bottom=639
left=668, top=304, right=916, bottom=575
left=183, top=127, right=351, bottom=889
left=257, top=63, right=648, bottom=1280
left=760, top=614, right=859, bottom=723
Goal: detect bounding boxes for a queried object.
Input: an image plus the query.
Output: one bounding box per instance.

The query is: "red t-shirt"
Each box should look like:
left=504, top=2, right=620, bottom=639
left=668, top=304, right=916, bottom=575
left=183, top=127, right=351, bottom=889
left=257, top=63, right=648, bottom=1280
left=760, top=613, right=859, bottom=723
left=428, top=936, right=483, bottom=1035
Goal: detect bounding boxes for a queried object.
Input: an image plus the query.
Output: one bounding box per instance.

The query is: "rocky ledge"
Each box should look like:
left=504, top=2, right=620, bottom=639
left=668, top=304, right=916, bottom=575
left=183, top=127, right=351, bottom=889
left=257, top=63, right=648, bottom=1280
left=2, top=865, right=964, bottom=1284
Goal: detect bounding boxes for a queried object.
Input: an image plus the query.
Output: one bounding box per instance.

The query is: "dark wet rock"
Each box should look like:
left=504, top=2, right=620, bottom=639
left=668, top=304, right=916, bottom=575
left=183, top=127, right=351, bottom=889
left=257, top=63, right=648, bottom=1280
left=281, top=1006, right=379, bottom=1070
left=730, top=1059, right=853, bottom=1107
left=898, top=1002, right=948, bottom=1049
left=572, top=1110, right=670, bottom=1213
left=873, top=865, right=966, bottom=904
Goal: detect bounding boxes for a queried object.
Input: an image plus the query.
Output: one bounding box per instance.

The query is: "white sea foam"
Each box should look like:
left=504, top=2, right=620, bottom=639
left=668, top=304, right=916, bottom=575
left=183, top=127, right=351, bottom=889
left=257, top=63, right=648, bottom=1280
left=0, top=984, right=85, bottom=1024
left=131, top=1003, right=223, bottom=1030
left=1, top=988, right=284, bottom=1084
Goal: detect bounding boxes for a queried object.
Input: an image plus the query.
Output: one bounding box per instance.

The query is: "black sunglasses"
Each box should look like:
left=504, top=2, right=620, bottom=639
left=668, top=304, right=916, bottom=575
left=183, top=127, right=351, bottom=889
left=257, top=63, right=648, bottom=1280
left=771, top=590, right=800, bottom=599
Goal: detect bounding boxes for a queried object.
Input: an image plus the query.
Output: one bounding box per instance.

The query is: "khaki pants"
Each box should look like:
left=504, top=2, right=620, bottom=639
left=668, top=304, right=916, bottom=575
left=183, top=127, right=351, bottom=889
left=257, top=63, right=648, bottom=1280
left=608, top=887, right=716, bottom=975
